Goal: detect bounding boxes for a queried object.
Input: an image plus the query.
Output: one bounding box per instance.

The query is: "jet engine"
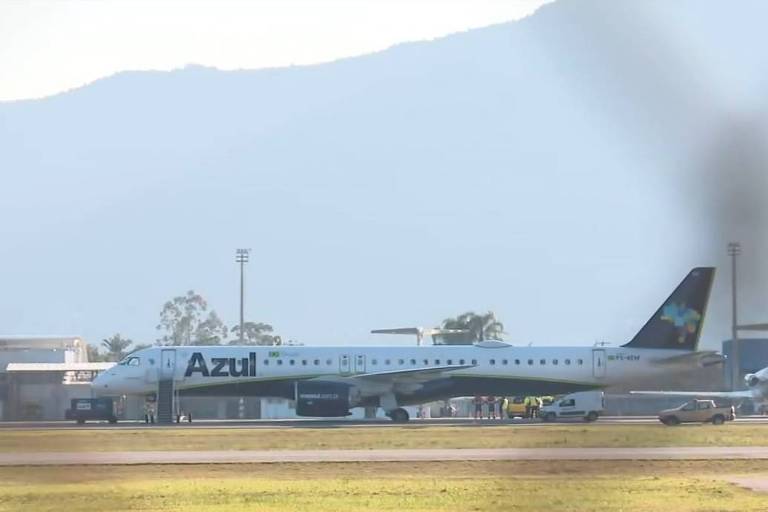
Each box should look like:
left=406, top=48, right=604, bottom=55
left=295, top=381, right=352, bottom=417
left=744, top=367, right=768, bottom=389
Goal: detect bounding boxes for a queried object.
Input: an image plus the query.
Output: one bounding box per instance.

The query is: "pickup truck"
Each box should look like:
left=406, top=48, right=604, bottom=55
left=658, top=399, right=734, bottom=426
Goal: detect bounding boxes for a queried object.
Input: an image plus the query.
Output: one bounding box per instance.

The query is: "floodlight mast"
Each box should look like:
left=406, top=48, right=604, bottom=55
left=728, top=242, right=741, bottom=391
left=236, top=248, right=251, bottom=344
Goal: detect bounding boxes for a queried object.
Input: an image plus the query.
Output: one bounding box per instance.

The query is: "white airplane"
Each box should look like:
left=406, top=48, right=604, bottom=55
left=93, top=267, right=719, bottom=422
left=631, top=366, right=768, bottom=407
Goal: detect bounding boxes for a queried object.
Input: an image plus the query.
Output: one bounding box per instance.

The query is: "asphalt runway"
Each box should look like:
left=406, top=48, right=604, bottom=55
left=3, top=447, right=768, bottom=466
left=3, top=416, right=768, bottom=430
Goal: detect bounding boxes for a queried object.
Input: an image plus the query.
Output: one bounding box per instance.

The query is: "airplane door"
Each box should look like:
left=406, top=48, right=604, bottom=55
left=161, top=349, right=176, bottom=380
left=592, top=349, right=606, bottom=379
left=339, top=354, right=352, bottom=375
left=355, top=354, right=366, bottom=374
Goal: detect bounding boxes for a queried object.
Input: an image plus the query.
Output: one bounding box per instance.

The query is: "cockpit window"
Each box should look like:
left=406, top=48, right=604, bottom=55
left=119, top=357, right=141, bottom=366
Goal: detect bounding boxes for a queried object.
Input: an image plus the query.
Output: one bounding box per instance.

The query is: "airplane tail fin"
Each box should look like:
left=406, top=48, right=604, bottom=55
left=622, top=267, right=715, bottom=351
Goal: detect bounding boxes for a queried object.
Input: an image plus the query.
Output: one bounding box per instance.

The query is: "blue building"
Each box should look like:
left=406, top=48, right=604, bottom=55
left=722, top=338, right=768, bottom=390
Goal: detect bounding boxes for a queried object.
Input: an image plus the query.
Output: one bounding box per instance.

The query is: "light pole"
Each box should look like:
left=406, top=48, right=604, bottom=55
left=236, top=248, right=250, bottom=344
left=728, top=241, right=741, bottom=391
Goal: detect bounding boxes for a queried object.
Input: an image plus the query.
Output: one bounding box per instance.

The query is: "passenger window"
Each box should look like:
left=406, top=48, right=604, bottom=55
left=489, top=359, right=495, bottom=365
left=560, top=399, right=575, bottom=407
left=326, top=359, right=332, bottom=365
left=435, top=359, right=441, bottom=365
left=577, top=359, right=583, bottom=365
left=263, top=359, right=269, bottom=365
left=459, top=359, right=465, bottom=365
left=528, top=359, right=533, bottom=365
left=398, top=359, right=404, bottom=365
left=385, top=359, right=391, bottom=365
left=447, top=359, right=453, bottom=365
left=314, top=359, right=320, bottom=366
left=372, top=359, right=378, bottom=365
left=277, top=359, right=283, bottom=365
left=552, top=359, right=558, bottom=365
left=502, top=359, right=508, bottom=365
left=471, top=359, right=477, bottom=365
left=697, top=402, right=711, bottom=410
left=128, top=357, right=140, bottom=366
left=423, top=359, right=429, bottom=365
left=289, top=359, right=295, bottom=366
left=410, top=359, right=417, bottom=365
left=515, top=359, right=520, bottom=365
left=540, top=359, right=546, bottom=365
left=565, top=359, right=571, bottom=365
left=301, top=360, right=307, bottom=366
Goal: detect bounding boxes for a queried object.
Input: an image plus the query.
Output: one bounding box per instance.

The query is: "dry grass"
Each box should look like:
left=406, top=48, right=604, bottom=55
left=2, top=423, right=768, bottom=452
left=0, top=461, right=767, bottom=512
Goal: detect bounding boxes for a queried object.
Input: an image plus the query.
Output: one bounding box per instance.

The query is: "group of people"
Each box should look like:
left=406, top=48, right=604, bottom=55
left=472, top=395, right=503, bottom=420
left=472, top=395, right=546, bottom=420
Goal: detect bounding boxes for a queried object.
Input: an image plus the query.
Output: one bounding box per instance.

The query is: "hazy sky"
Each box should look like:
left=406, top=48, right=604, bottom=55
left=0, top=0, right=549, bottom=101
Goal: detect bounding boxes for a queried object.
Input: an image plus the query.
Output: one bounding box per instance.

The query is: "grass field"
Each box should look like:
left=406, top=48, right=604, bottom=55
left=0, top=461, right=767, bottom=511
left=2, top=424, right=768, bottom=452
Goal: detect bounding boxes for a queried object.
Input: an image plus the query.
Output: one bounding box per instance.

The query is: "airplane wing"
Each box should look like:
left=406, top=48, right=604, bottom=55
left=349, top=364, right=474, bottom=383
left=630, top=390, right=754, bottom=399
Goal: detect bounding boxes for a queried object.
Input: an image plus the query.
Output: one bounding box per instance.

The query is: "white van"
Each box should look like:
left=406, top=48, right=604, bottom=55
left=539, top=391, right=604, bottom=422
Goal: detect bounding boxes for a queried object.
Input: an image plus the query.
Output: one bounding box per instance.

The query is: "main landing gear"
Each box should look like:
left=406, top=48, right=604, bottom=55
left=387, top=408, right=410, bottom=423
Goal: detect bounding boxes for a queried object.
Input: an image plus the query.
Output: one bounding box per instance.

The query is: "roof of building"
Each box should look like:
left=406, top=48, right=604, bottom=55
left=5, top=362, right=115, bottom=372
left=0, top=336, right=86, bottom=350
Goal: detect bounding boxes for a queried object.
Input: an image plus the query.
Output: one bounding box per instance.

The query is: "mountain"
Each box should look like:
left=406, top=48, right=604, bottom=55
left=1, top=0, right=767, bottom=349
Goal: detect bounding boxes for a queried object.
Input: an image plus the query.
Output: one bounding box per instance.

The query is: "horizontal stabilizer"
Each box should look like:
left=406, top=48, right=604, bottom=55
left=630, top=390, right=754, bottom=399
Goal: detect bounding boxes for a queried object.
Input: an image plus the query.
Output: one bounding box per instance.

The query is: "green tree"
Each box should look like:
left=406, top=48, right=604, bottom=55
left=433, top=311, right=505, bottom=345
left=229, top=321, right=278, bottom=345
left=156, top=290, right=228, bottom=345
left=86, top=344, right=106, bottom=362
left=101, top=333, right=133, bottom=361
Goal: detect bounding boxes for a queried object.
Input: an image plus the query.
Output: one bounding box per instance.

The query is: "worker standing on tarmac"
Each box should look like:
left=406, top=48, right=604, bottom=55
left=532, top=396, right=542, bottom=419
left=473, top=395, right=483, bottom=420
left=524, top=396, right=532, bottom=419
left=488, top=395, right=496, bottom=420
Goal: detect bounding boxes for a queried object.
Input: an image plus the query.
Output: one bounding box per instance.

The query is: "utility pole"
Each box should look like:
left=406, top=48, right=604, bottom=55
left=236, top=248, right=250, bottom=343
left=728, top=242, right=741, bottom=391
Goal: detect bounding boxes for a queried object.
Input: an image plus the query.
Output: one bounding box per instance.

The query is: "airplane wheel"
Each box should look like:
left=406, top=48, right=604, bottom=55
left=390, top=408, right=410, bottom=423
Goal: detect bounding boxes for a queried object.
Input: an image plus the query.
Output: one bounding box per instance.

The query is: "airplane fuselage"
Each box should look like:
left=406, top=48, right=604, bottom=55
left=94, top=342, right=686, bottom=407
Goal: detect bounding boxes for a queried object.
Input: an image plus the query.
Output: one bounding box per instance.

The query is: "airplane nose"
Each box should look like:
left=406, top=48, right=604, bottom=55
left=91, top=372, right=112, bottom=396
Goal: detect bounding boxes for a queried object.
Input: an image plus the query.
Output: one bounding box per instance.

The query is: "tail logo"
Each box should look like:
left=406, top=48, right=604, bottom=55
left=661, top=303, right=702, bottom=344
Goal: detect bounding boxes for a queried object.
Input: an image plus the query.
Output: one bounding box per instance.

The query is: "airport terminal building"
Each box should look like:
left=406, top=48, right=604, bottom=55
left=0, top=336, right=112, bottom=420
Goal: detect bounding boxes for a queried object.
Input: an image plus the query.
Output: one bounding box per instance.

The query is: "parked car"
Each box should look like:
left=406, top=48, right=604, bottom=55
left=540, top=391, right=604, bottom=422
left=658, top=399, right=734, bottom=426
